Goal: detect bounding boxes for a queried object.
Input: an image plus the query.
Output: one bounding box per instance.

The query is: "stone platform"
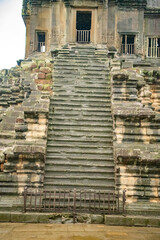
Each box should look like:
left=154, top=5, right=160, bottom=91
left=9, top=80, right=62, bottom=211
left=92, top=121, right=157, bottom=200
left=0, top=223, right=160, bottom=240
left=0, top=212, right=160, bottom=228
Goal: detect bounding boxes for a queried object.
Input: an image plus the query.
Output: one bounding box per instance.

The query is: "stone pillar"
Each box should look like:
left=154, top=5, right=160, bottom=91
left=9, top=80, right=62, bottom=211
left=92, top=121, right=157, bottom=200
left=24, top=17, right=30, bottom=58
left=97, top=5, right=103, bottom=44
left=29, top=5, right=38, bottom=54
left=102, top=0, right=108, bottom=45
left=65, top=5, right=71, bottom=44
left=51, top=1, right=60, bottom=49
left=97, top=0, right=108, bottom=45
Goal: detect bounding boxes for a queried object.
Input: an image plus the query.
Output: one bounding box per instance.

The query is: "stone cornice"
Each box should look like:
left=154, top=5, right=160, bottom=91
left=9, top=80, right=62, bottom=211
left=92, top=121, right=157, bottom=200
left=116, top=0, right=147, bottom=9
left=144, top=8, right=160, bottom=17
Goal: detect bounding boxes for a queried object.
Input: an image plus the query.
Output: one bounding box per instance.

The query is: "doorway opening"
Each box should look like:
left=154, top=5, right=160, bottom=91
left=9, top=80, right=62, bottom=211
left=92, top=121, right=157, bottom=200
left=76, top=11, right=92, bottom=43
left=121, top=35, right=135, bottom=54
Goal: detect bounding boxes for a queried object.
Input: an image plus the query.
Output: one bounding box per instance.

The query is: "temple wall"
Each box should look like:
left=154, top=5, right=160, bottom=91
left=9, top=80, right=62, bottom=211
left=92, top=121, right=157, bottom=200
left=144, top=17, right=160, bottom=36
left=147, top=0, right=160, bottom=8
left=27, top=4, right=52, bottom=55
left=0, top=58, right=53, bottom=210
left=112, top=69, right=160, bottom=213
left=116, top=9, right=144, bottom=55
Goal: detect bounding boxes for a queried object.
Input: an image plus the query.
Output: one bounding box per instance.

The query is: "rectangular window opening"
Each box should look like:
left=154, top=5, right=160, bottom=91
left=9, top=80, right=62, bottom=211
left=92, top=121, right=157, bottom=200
left=121, top=35, right=135, bottom=54
left=37, top=32, right=46, bottom=52
left=148, top=37, right=160, bottom=58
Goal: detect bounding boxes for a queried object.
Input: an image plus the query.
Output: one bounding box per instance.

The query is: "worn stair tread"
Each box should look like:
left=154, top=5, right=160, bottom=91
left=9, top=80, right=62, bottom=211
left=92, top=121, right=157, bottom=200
left=45, top=176, right=115, bottom=181
left=44, top=47, right=114, bottom=191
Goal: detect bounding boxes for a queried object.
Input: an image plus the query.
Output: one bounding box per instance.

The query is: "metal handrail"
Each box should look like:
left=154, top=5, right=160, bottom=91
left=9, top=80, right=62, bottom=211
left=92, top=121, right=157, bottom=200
left=23, top=187, right=126, bottom=222
left=148, top=47, right=160, bottom=58
left=77, top=30, right=90, bottom=43
left=121, top=44, right=135, bottom=54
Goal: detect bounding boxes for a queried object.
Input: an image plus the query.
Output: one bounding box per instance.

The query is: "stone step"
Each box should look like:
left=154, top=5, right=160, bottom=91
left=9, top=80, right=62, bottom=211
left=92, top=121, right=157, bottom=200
left=46, top=154, right=114, bottom=162
left=44, top=182, right=115, bottom=191
left=48, top=127, right=113, bottom=134
left=53, top=110, right=112, bottom=115
left=48, top=128, right=113, bottom=135
left=45, top=175, right=115, bottom=182
left=48, top=133, right=113, bottom=140
left=45, top=164, right=114, bottom=172
left=50, top=112, right=112, bottom=118
left=47, top=136, right=113, bottom=142
left=46, top=148, right=113, bottom=155
left=54, top=75, right=110, bottom=80
left=54, top=84, right=111, bottom=90
left=54, top=65, right=109, bottom=71
left=55, top=88, right=111, bottom=94
left=51, top=98, right=111, bottom=104
left=54, top=68, right=109, bottom=73
left=54, top=63, right=109, bottom=69
left=48, top=122, right=113, bottom=129
left=47, top=143, right=113, bottom=150
left=52, top=110, right=112, bottom=116
left=53, top=81, right=110, bottom=86
left=48, top=117, right=113, bottom=124
left=52, top=105, right=111, bottom=110
left=52, top=111, right=112, bottom=116
left=57, top=55, right=107, bottom=60
left=53, top=93, right=111, bottom=98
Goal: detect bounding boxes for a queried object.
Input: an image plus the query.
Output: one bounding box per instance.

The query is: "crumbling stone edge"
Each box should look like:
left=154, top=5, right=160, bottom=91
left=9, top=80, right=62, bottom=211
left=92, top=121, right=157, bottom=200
left=0, top=212, right=160, bottom=227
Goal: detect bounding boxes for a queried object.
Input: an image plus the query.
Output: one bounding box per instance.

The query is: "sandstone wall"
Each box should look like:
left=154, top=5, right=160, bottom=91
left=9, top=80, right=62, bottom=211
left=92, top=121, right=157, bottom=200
left=0, top=58, right=53, bottom=210
left=112, top=68, right=160, bottom=214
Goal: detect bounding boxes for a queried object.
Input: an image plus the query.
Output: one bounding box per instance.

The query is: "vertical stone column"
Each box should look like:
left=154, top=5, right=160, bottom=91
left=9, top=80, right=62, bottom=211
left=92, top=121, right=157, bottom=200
left=51, top=0, right=60, bottom=49
left=65, top=5, right=71, bottom=44
left=25, top=17, right=30, bottom=58
left=29, top=5, right=39, bottom=54
left=102, top=0, right=108, bottom=45
left=97, top=0, right=108, bottom=45
left=97, top=5, right=103, bottom=44
left=107, top=2, right=116, bottom=48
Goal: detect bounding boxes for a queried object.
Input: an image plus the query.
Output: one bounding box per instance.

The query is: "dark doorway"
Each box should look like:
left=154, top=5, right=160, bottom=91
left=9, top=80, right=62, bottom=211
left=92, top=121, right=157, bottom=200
left=76, top=11, right=92, bottom=43
left=37, top=32, right=45, bottom=52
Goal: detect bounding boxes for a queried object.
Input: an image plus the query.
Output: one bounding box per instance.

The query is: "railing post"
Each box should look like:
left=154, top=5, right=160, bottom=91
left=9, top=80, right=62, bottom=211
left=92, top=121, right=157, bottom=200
left=23, top=186, right=27, bottom=213
left=73, top=188, right=76, bottom=224
left=122, top=189, right=126, bottom=215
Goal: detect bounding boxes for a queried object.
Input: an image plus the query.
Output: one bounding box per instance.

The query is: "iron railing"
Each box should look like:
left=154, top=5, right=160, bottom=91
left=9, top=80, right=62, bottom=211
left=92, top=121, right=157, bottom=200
left=148, top=47, right=160, bottom=58
left=23, top=188, right=126, bottom=221
left=77, top=30, right=91, bottom=43
left=38, top=42, right=45, bottom=52
left=121, top=44, right=135, bottom=54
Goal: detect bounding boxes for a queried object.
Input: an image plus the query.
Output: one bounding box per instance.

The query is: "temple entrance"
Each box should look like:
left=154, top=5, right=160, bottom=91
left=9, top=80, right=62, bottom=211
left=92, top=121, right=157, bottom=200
left=76, top=11, right=92, bottom=43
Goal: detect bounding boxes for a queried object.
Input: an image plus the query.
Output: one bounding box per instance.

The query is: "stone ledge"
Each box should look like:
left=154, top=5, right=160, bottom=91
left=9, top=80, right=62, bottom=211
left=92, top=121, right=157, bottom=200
left=105, top=215, right=160, bottom=228
left=0, top=212, right=160, bottom=227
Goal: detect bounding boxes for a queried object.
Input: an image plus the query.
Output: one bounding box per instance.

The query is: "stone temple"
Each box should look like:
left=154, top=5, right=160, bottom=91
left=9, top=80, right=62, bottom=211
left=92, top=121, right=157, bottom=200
left=0, top=0, right=160, bottom=223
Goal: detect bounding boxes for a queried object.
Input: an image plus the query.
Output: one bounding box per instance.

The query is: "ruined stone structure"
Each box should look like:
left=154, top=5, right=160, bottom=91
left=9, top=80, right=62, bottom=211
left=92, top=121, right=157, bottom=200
left=23, top=0, right=160, bottom=61
left=0, top=0, right=160, bottom=218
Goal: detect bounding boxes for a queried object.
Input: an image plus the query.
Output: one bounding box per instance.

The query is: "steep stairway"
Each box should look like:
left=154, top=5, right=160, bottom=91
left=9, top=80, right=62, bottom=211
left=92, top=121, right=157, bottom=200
left=44, top=46, right=115, bottom=191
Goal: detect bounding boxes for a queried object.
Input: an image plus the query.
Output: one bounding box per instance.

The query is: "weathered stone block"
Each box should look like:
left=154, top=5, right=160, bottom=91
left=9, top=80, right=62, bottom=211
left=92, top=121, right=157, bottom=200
left=46, top=73, right=52, bottom=80
left=38, top=72, right=46, bottom=79
left=38, top=213, right=62, bottom=223
left=0, top=212, right=11, bottom=222
left=76, top=213, right=91, bottom=223
left=91, top=214, right=104, bottom=224
left=40, top=67, right=51, bottom=74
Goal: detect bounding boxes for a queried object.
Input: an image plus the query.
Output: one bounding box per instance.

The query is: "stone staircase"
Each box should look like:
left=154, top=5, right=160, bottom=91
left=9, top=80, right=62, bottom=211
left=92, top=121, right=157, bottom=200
left=44, top=46, right=115, bottom=191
